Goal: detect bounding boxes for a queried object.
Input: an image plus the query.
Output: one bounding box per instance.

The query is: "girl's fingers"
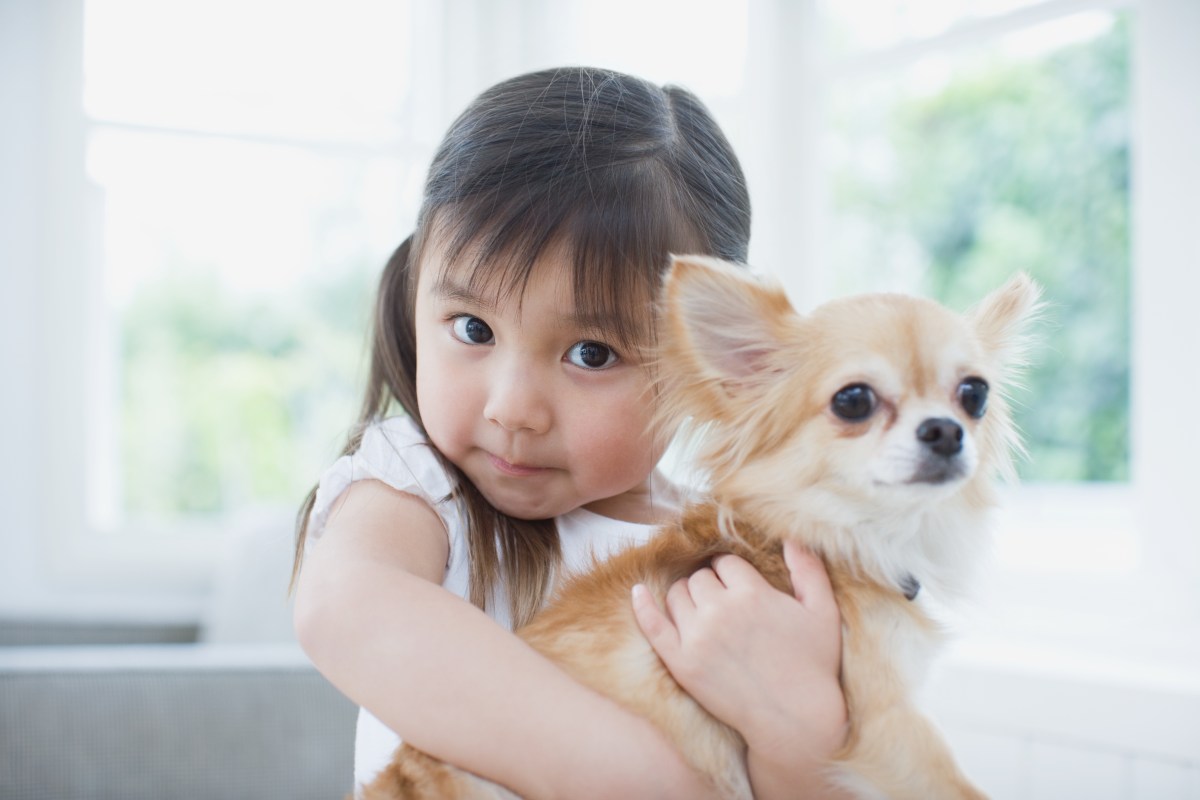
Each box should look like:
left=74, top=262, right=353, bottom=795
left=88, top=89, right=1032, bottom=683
left=631, top=584, right=680, bottom=659
left=783, top=540, right=837, bottom=614
left=709, top=552, right=765, bottom=589
left=665, top=575, right=699, bottom=626
left=685, top=565, right=725, bottom=603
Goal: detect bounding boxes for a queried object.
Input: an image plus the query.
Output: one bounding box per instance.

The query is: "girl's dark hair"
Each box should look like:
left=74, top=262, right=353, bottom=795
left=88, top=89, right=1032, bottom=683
left=293, top=66, right=750, bottom=625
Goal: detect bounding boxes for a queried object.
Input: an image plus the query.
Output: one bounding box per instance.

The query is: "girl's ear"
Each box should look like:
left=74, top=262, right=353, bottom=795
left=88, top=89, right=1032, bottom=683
left=968, top=272, right=1044, bottom=367
left=660, top=255, right=798, bottom=401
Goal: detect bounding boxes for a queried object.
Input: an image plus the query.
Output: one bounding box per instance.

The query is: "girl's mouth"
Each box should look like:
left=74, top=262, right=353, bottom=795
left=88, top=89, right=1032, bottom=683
left=487, top=454, right=547, bottom=477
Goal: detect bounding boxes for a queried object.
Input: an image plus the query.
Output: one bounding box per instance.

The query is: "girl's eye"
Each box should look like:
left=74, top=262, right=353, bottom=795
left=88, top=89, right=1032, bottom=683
left=958, top=377, right=989, bottom=418
left=831, top=383, right=877, bottom=421
left=451, top=315, right=494, bottom=345
left=566, top=341, right=619, bottom=370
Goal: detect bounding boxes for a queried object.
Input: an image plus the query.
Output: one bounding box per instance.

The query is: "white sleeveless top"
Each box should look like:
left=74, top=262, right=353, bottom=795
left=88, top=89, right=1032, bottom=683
left=306, top=415, right=658, bottom=787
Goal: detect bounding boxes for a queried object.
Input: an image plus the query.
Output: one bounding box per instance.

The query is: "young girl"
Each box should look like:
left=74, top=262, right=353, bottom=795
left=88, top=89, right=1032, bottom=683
left=291, top=67, right=847, bottom=799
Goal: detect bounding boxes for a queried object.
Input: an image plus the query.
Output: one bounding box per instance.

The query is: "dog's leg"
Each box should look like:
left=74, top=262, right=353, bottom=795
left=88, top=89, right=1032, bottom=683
left=831, top=577, right=988, bottom=800
left=831, top=700, right=988, bottom=800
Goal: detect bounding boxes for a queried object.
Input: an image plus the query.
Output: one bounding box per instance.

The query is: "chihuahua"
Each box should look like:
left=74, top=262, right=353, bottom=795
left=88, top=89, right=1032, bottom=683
left=362, top=255, right=1040, bottom=799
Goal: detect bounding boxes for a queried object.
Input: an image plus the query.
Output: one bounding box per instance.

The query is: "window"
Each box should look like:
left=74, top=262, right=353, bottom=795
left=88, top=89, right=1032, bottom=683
left=823, top=6, right=1130, bottom=484
left=6, top=0, right=1196, bottom=656
left=806, top=0, right=1200, bottom=665
left=83, top=0, right=430, bottom=538
left=2, top=0, right=446, bottom=607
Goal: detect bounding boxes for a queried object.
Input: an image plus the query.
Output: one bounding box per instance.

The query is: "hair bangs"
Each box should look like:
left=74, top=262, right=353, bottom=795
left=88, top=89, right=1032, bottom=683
left=425, top=161, right=705, bottom=353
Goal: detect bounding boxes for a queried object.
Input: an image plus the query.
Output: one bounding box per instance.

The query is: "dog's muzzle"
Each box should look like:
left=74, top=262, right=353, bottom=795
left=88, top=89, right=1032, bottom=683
left=909, top=417, right=968, bottom=484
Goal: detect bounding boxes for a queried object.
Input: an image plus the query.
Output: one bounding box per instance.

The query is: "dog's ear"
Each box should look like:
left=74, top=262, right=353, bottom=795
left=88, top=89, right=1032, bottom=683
left=660, top=255, right=797, bottom=403
left=968, top=272, right=1043, bottom=368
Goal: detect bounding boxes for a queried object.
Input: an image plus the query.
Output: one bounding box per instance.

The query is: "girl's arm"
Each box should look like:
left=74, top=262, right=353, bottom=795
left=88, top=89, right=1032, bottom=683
left=293, top=479, right=714, bottom=800
left=632, top=541, right=853, bottom=800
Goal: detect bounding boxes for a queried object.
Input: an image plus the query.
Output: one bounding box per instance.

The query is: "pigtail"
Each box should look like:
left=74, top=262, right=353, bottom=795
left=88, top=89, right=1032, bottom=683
left=363, top=237, right=420, bottom=422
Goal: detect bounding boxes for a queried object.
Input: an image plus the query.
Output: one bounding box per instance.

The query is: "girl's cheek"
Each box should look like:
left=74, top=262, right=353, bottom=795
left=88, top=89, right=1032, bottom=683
left=416, top=345, right=476, bottom=445
left=579, top=387, right=659, bottom=475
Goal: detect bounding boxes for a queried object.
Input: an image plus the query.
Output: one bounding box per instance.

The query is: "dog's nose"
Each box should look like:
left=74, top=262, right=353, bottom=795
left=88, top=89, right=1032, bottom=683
left=916, top=417, right=963, bottom=457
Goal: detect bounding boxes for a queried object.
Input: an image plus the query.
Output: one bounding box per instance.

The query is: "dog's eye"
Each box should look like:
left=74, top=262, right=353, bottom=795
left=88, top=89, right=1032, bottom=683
left=958, top=377, right=989, bottom=418
left=832, top=384, right=877, bottom=421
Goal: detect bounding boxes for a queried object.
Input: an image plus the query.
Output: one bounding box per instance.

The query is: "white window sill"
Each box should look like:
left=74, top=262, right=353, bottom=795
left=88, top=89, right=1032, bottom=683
left=928, top=632, right=1200, bottom=765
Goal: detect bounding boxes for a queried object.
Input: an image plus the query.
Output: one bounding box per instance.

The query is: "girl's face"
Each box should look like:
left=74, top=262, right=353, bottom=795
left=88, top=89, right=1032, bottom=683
left=414, top=242, right=669, bottom=523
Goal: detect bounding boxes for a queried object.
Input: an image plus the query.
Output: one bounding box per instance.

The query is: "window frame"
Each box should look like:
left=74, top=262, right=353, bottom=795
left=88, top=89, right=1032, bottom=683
left=3, top=0, right=1196, bottom=660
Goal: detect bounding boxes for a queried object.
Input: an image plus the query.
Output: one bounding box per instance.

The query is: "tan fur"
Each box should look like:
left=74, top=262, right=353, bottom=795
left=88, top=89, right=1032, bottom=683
left=361, top=256, right=1040, bottom=799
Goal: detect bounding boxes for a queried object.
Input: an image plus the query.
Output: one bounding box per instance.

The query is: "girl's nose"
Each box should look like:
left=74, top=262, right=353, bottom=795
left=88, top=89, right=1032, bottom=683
left=483, top=364, right=552, bottom=434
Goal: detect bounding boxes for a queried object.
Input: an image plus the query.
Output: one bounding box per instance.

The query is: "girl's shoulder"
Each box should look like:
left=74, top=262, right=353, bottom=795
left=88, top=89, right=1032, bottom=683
left=355, top=415, right=454, bottom=495
left=306, top=415, right=458, bottom=549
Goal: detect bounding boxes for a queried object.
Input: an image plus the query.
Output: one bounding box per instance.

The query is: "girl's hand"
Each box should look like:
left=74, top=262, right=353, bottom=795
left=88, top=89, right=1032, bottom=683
left=631, top=540, right=848, bottom=797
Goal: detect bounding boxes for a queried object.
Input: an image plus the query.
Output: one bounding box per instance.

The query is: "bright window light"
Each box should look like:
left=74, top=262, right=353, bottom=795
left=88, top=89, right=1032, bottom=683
left=81, top=0, right=423, bottom=534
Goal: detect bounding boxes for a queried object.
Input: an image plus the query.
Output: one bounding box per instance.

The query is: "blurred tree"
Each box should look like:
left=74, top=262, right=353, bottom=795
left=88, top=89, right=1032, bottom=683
left=120, top=260, right=372, bottom=520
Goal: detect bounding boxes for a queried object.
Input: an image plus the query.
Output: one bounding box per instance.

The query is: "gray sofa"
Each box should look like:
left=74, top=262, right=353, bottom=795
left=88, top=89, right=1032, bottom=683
left=0, top=629, right=357, bottom=800
left=1, top=526, right=359, bottom=800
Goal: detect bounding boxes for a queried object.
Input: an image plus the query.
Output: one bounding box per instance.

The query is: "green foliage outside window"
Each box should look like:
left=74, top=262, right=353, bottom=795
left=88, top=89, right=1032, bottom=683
left=120, top=262, right=373, bottom=520
left=832, top=16, right=1130, bottom=481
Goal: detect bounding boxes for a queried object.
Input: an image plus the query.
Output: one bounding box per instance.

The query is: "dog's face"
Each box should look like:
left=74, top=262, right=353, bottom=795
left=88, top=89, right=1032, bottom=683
left=793, top=293, right=1005, bottom=506
left=656, top=256, right=1040, bottom=530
